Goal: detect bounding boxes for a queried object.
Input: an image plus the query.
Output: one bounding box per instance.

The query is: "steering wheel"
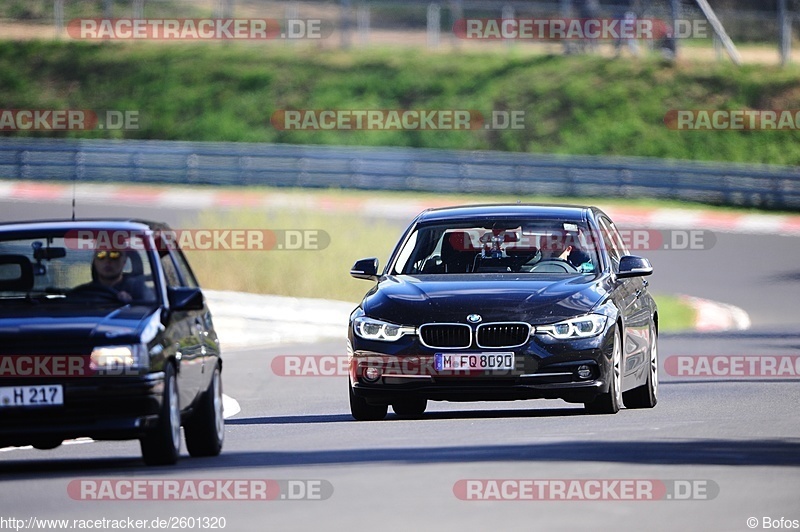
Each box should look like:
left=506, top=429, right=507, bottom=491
left=70, top=282, right=124, bottom=302
left=529, top=259, right=579, bottom=273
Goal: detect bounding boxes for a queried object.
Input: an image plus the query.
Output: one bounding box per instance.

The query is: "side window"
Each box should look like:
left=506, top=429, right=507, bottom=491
left=172, top=250, right=199, bottom=288
left=160, top=251, right=183, bottom=288
left=607, top=221, right=630, bottom=256
left=598, top=217, right=621, bottom=270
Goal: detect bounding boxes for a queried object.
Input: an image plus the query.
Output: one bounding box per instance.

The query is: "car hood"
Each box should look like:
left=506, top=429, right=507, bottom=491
left=0, top=304, right=158, bottom=353
left=361, top=274, right=610, bottom=326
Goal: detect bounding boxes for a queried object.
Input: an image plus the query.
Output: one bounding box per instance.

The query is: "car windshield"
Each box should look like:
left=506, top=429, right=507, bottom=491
left=392, top=219, right=599, bottom=275
left=0, top=232, right=158, bottom=306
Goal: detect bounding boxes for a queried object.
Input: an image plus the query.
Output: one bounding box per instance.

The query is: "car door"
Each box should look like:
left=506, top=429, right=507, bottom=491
left=598, top=216, right=650, bottom=381
left=159, top=248, right=204, bottom=408
left=169, top=247, right=219, bottom=393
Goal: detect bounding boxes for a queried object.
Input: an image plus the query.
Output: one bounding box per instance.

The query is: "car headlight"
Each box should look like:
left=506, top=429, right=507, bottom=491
left=537, top=314, right=607, bottom=339
left=354, top=317, right=415, bottom=342
left=90, top=344, right=148, bottom=372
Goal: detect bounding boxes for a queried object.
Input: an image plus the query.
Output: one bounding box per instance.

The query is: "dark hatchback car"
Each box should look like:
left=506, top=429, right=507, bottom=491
left=0, top=219, right=223, bottom=465
left=348, top=204, right=658, bottom=420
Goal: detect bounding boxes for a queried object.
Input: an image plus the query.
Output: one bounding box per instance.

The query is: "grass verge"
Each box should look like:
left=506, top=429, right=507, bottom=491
left=183, top=206, right=696, bottom=333
left=1, top=41, right=799, bottom=165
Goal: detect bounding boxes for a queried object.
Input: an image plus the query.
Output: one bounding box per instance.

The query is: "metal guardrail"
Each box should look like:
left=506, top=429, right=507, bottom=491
left=0, top=138, right=798, bottom=210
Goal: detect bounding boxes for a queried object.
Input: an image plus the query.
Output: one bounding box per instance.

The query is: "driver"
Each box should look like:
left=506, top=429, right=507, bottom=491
left=541, top=230, right=594, bottom=272
left=85, top=248, right=153, bottom=303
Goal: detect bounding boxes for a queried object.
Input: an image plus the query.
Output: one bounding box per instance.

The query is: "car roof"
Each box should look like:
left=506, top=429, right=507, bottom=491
left=414, top=204, right=599, bottom=224
left=0, top=219, right=170, bottom=233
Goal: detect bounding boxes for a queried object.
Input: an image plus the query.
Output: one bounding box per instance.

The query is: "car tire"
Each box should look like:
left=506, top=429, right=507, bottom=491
left=392, top=398, right=427, bottom=418
left=623, top=325, right=658, bottom=409
left=184, top=364, right=224, bottom=457
left=349, top=380, right=388, bottom=421
left=585, top=326, right=622, bottom=415
left=140, top=362, right=181, bottom=466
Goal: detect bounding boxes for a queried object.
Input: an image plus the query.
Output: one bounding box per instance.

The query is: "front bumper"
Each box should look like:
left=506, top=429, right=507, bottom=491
left=349, top=327, right=615, bottom=405
left=0, top=372, right=165, bottom=447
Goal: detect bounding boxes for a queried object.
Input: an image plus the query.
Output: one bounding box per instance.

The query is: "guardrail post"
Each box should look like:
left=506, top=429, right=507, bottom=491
left=18, top=149, right=29, bottom=180
left=74, top=150, right=85, bottom=182
left=237, top=155, right=246, bottom=186
left=187, top=154, right=199, bottom=184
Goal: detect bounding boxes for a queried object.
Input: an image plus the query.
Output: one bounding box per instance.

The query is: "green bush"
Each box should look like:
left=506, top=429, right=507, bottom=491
left=0, top=41, right=798, bottom=164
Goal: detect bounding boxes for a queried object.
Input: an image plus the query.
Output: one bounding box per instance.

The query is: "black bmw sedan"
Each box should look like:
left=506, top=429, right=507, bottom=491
left=348, top=204, right=658, bottom=420
left=0, top=220, right=223, bottom=465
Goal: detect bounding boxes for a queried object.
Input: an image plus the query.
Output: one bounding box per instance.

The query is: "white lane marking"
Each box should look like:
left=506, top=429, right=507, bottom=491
left=734, top=214, right=788, bottom=234
left=650, top=209, right=703, bottom=229
left=156, top=190, right=218, bottom=209
left=0, top=445, right=32, bottom=452
left=0, top=437, right=94, bottom=453
left=681, top=295, right=752, bottom=332
left=63, top=437, right=94, bottom=446
left=0, top=395, right=241, bottom=452
left=222, top=393, right=240, bottom=418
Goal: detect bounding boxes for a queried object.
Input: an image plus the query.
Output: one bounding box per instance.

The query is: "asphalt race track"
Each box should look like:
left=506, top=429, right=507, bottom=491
left=1, top=198, right=799, bottom=532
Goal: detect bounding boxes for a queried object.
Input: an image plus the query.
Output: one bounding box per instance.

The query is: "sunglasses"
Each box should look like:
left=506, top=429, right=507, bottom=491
left=95, top=250, right=124, bottom=261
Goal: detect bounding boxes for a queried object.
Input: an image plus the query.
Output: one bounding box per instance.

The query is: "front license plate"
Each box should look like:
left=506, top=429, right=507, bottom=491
left=434, top=353, right=515, bottom=371
left=0, top=385, right=64, bottom=407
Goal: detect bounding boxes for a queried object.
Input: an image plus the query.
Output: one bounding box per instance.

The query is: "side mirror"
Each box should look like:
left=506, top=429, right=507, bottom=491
left=167, top=287, right=205, bottom=311
left=350, top=257, right=379, bottom=281
left=617, top=255, right=653, bottom=278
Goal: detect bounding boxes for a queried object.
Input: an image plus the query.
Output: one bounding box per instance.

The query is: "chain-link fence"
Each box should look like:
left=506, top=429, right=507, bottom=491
left=1, top=1, right=797, bottom=64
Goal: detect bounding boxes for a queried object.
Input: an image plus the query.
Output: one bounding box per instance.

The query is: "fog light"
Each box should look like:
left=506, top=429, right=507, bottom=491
left=577, top=365, right=592, bottom=380
left=363, top=366, right=381, bottom=382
